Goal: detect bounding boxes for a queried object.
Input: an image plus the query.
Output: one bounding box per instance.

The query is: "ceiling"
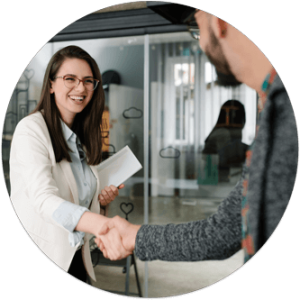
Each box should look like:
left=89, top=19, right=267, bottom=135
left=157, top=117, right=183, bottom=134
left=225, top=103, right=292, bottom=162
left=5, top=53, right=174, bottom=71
left=49, top=2, right=196, bottom=43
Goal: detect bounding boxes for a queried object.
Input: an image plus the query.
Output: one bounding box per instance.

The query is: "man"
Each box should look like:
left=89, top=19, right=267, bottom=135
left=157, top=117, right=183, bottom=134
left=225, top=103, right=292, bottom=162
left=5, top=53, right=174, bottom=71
left=96, top=9, right=298, bottom=264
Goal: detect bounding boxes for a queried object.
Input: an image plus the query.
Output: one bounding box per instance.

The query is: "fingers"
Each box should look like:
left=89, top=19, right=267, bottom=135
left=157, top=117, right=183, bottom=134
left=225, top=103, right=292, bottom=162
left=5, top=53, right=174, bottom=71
left=118, top=184, right=125, bottom=190
left=98, top=185, right=119, bottom=206
left=94, top=216, right=136, bottom=259
left=98, top=184, right=126, bottom=206
left=96, top=228, right=132, bottom=261
left=111, top=216, right=140, bottom=253
left=97, top=215, right=141, bottom=253
left=96, top=237, right=108, bottom=258
left=95, top=237, right=106, bottom=255
left=94, top=217, right=115, bottom=237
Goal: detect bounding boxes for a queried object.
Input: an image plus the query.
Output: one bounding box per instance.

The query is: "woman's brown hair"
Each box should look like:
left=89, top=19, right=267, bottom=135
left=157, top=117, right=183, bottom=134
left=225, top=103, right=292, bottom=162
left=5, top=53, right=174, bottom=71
left=31, top=45, right=104, bottom=165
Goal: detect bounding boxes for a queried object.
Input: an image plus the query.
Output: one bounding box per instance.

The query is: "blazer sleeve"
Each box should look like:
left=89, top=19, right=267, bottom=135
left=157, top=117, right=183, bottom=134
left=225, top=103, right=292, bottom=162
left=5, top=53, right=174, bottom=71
left=10, top=116, right=68, bottom=227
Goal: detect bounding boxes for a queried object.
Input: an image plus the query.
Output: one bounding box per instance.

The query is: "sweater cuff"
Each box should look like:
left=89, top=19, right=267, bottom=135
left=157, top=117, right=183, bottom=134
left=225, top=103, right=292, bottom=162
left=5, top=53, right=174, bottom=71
left=135, top=224, right=165, bottom=261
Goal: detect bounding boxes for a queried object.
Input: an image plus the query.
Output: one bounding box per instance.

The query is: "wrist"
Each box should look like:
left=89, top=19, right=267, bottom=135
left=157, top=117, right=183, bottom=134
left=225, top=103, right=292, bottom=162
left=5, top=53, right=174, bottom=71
left=127, top=224, right=141, bottom=252
left=76, top=211, right=107, bottom=236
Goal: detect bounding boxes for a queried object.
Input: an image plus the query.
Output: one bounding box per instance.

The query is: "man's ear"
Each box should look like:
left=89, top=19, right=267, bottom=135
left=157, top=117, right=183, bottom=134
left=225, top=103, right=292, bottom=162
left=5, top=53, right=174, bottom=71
left=209, top=15, right=228, bottom=38
left=217, top=18, right=228, bottom=38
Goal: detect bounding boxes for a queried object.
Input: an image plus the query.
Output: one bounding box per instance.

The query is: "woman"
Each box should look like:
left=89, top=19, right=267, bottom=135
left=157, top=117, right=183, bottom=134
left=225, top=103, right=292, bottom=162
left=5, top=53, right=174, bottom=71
left=202, top=100, right=249, bottom=182
left=9, top=45, right=129, bottom=283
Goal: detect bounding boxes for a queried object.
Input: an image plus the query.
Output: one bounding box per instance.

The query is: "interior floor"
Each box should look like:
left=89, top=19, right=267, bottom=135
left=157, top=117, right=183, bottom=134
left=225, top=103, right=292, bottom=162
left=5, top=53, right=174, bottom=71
left=90, top=195, right=244, bottom=297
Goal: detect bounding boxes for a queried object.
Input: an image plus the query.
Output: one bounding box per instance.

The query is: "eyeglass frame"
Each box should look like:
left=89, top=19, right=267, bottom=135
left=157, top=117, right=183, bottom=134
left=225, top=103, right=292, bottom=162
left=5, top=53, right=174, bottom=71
left=188, top=27, right=200, bottom=41
left=182, top=9, right=200, bottom=41
left=53, top=75, right=100, bottom=91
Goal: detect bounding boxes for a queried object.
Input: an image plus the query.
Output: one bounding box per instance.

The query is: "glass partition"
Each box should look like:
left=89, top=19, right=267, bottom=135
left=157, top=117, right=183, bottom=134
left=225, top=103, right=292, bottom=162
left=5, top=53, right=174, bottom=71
left=148, top=32, right=256, bottom=203
left=2, top=44, right=53, bottom=193
left=2, top=31, right=257, bottom=298
left=146, top=32, right=257, bottom=296
left=52, top=36, right=145, bottom=201
left=2, top=35, right=147, bottom=295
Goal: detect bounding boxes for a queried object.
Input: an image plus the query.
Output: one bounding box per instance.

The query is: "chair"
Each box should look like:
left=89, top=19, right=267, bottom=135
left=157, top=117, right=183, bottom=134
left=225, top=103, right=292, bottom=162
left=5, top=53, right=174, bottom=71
left=90, top=202, right=142, bottom=297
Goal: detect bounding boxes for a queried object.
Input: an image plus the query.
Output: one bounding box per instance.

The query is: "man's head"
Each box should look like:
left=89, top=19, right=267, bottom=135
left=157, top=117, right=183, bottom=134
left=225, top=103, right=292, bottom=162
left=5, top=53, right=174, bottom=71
left=194, top=10, right=241, bottom=87
left=193, top=9, right=272, bottom=92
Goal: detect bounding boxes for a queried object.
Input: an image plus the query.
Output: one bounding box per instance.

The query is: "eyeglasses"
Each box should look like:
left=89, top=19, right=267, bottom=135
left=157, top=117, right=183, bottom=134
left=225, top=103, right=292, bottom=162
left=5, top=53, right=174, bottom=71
left=183, top=9, right=200, bottom=41
left=54, top=75, right=100, bottom=91
left=188, top=27, right=200, bottom=41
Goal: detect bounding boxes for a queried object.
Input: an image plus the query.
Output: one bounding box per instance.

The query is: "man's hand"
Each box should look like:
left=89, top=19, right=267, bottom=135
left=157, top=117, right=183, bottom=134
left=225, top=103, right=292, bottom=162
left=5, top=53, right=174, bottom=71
left=97, top=228, right=132, bottom=260
left=95, top=215, right=141, bottom=260
left=98, top=184, right=125, bottom=206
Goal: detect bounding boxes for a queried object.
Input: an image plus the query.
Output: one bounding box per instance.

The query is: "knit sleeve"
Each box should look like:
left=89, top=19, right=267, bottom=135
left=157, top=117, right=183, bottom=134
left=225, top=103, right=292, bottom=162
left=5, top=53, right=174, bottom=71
left=135, top=171, right=244, bottom=262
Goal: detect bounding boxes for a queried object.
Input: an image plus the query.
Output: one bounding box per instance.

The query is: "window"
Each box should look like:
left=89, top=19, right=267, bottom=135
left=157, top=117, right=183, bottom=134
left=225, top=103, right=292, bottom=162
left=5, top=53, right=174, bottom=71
left=174, top=62, right=195, bottom=145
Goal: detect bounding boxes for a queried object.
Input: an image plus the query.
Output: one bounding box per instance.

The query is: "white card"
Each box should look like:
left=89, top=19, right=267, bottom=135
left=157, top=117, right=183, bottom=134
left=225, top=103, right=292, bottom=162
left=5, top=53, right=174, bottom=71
left=96, top=145, right=142, bottom=189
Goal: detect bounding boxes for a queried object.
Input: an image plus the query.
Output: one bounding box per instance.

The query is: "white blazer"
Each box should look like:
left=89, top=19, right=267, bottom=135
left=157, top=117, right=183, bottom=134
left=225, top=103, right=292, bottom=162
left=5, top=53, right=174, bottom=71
left=10, top=111, right=101, bottom=281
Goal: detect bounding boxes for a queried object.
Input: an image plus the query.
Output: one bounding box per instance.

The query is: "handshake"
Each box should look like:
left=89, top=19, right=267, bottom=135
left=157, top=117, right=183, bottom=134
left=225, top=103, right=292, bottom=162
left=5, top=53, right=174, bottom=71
left=94, top=216, right=141, bottom=261
left=94, top=185, right=141, bottom=260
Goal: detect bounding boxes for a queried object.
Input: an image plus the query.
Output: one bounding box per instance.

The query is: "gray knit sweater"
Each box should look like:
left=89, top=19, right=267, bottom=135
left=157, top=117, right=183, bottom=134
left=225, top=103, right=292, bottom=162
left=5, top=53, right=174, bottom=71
left=135, top=75, right=298, bottom=261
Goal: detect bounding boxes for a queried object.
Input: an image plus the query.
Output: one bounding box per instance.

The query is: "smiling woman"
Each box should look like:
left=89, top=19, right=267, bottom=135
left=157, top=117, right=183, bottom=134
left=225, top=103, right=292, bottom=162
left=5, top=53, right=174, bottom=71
left=9, top=45, right=127, bottom=283
left=31, top=47, right=105, bottom=165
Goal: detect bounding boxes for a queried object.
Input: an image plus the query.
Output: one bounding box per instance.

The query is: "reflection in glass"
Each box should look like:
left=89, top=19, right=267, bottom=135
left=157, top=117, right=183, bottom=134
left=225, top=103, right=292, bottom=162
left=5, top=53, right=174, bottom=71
left=149, top=33, right=257, bottom=200
left=202, top=100, right=249, bottom=182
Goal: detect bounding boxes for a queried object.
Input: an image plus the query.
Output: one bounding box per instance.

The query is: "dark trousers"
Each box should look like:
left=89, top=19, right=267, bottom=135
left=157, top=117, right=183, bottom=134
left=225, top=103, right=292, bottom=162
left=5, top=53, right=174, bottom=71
left=68, top=249, right=87, bottom=282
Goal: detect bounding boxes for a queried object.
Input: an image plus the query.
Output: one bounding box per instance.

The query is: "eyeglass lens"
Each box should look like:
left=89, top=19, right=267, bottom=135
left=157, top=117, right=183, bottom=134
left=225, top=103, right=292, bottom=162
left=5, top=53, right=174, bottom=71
left=64, top=75, right=98, bottom=91
left=189, top=29, right=200, bottom=40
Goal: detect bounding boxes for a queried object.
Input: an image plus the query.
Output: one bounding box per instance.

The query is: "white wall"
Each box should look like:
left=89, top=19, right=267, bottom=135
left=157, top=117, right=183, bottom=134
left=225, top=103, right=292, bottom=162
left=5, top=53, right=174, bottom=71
left=52, top=37, right=144, bottom=90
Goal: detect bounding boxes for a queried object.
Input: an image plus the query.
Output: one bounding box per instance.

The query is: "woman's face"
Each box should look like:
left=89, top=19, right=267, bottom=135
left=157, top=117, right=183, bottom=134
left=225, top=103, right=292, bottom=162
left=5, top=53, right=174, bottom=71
left=50, top=58, right=94, bottom=127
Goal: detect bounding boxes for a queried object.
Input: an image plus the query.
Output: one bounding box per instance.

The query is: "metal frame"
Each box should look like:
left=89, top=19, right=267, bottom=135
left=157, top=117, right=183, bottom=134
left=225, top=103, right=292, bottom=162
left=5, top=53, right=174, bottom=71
left=143, top=34, right=150, bottom=298
left=90, top=201, right=143, bottom=297
left=49, top=8, right=187, bottom=42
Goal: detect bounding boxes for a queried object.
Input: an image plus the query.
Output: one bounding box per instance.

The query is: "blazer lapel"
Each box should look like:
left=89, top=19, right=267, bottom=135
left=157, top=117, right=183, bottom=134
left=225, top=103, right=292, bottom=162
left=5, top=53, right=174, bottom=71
left=81, top=145, right=100, bottom=213
left=59, top=160, right=79, bottom=205
left=89, top=165, right=100, bottom=214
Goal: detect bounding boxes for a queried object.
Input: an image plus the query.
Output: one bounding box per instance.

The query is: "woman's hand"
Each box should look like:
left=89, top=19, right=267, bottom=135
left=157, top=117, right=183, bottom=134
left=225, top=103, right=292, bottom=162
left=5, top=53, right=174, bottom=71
left=96, top=227, right=132, bottom=260
left=95, top=215, right=140, bottom=255
left=98, top=184, right=125, bottom=206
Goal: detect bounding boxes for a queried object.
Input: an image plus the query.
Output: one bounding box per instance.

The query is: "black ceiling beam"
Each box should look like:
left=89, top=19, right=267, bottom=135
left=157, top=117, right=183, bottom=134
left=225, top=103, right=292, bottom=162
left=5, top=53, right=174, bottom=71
left=146, top=1, right=196, bottom=24
left=49, top=7, right=188, bottom=43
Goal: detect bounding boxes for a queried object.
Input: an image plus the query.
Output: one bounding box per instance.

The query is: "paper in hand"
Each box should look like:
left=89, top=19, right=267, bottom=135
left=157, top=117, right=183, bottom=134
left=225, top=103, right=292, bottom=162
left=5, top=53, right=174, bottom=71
left=97, top=146, right=142, bottom=189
